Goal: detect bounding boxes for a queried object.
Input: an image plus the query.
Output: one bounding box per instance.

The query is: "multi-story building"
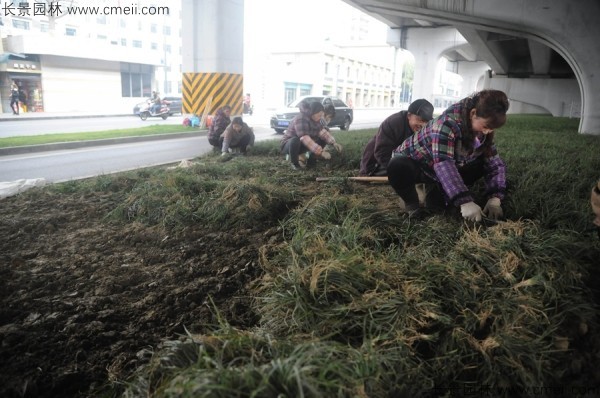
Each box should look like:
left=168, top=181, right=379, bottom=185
left=258, top=43, right=404, bottom=110
left=1, top=0, right=460, bottom=115
left=0, top=0, right=181, bottom=114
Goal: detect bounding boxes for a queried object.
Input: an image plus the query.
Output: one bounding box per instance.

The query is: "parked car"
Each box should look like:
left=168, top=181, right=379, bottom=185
left=162, top=96, right=182, bottom=115
left=133, top=96, right=182, bottom=116
left=270, top=96, right=353, bottom=134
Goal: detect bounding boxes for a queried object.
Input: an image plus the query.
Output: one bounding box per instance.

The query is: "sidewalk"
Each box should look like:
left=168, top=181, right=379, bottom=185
left=0, top=111, right=131, bottom=121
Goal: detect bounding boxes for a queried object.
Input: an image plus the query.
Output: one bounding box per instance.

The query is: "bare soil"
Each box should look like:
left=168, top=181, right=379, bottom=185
left=0, top=189, right=276, bottom=397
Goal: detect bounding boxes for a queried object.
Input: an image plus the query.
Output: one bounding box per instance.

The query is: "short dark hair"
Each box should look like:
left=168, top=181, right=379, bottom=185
left=232, top=116, right=244, bottom=125
left=309, top=101, right=324, bottom=116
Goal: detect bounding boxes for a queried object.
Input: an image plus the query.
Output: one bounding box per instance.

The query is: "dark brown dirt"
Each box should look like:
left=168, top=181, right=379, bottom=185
left=0, top=189, right=275, bottom=397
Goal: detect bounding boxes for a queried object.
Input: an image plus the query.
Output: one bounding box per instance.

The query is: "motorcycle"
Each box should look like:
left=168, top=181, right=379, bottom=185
left=138, top=99, right=170, bottom=121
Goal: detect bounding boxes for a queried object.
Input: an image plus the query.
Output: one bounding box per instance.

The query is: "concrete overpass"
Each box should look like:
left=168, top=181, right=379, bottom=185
left=340, top=0, right=600, bottom=135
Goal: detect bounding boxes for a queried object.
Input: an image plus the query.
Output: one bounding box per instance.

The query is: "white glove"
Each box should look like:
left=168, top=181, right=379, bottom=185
left=333, top=143, right=343, bottom=153
left=460, top=201, right=483, bottom=222
left=320, top=150, right=331, bottom=160
left=483, top=197, right=503, bottom=220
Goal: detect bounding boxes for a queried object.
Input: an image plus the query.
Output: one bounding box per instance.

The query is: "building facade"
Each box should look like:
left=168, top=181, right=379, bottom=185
left=0, top=0, right=182, bottom=114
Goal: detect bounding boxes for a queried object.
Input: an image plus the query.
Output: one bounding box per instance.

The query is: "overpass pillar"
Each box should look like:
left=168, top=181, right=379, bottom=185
left=402, top=27, right=459, bottom=103
left=457, top=61, right=489, bottom=98
left=181, top=0, right=244, bottom=116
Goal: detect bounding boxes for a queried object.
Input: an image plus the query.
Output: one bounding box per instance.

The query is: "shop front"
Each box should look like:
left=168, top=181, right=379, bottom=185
left=1, top=55, right=44, bottom=114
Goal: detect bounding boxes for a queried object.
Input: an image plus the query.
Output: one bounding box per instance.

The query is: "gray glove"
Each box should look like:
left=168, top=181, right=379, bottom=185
left=460, top=201, right=483, bottom=222
left=320, top=150, right=331, bottom=160
left=483, top=197, right=503, bottom=220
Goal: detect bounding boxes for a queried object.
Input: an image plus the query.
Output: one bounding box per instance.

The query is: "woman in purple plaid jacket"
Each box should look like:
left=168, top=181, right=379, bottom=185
left=387, top=90, right=509, bottom=222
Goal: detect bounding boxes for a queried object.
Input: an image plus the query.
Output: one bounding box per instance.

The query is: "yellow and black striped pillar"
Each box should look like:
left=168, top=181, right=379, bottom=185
left=181, top=0, right=244, bottom=117
left=182, top=72, right=243, bottom=116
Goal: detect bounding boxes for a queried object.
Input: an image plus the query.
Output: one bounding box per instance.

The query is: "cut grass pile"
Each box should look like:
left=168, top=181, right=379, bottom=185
left=29, top=115, right=599, bottom=396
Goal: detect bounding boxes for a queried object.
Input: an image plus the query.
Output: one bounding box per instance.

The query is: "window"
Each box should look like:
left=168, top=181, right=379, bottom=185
left=151, top=23, right=157, bottom=33
left=132, top=40, right=142, bottom=48
left=120, top=19, right=126, bottom=28
left=40, top=22, right=48, bottom=32
left=65, top=27, right=76, bottom=36
left=121, top=38, right=127, bottom=46
left=121, top=63, right=152, bottom=97
left=163, top=26, right=171, bottom=35
left=97, top=34, right=107, bottom=40
left=151, top=42, right=158, bottom=50
left=163, top=44, right=171, bottom=53
left=97, top=15, right=106, bottom=24
left=12, top=19, right=30, bottom=30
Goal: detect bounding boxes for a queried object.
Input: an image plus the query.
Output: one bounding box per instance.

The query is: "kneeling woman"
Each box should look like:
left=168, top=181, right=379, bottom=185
left=388, top=89, right=509, bottom=222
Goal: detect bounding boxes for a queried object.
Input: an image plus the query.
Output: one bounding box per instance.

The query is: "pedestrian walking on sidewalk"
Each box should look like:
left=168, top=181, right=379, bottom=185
left=10, top=81, right=20, bottom=115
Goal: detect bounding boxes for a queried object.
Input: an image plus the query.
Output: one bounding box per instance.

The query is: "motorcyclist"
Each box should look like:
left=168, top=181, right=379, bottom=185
left=150, top=91, right=161, bottom=114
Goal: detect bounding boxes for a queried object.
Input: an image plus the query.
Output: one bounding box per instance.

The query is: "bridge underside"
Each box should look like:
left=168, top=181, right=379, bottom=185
left=341, top=0, right=600, bottom=134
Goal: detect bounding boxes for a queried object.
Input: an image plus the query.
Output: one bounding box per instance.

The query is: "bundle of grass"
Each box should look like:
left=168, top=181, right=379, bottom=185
left=114, top=323, right=378, bottom=398
left=194, top=181, right=293, bottom=230
left=105, top=166, right=294, bottom=230
left=257, top=191, right=599, bottom=393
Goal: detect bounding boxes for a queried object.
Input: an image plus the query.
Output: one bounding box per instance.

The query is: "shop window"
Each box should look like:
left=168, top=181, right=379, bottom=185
left=121, top=64, right=152, bottom=97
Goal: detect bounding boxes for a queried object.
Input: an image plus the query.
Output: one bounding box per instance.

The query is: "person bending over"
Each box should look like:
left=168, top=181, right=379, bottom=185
left=387, top=90, right=509, bottom=222
left=359, top=99, right=434, bottom=176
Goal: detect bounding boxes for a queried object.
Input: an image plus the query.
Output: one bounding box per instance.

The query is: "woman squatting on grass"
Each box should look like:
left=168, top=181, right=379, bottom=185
left=387, top=89, right=509, bottom=222
left=280, top=101, right=343, bottom=170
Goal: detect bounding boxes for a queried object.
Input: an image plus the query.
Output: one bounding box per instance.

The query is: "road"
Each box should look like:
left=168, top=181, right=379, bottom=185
left=0, top=108, right=397, bottom=183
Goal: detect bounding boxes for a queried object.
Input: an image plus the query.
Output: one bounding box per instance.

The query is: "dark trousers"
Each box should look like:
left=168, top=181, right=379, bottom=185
left=208, top=135, right=224, bottom=150
left=387, top=156, right=485, bottom=208
left=281, top=136, right=322, bottom=168
left=10, top=98, right=19, bottom=114
left=230, top=134, right=252, bottom=153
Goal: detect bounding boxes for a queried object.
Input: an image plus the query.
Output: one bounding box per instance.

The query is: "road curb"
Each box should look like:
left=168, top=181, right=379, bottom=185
left=0, top=131, right=206, bottom=156
left=0, top=114, right=133, bottom=122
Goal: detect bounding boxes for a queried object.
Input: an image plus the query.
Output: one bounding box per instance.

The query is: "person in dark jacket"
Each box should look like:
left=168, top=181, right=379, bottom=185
left=280, top=101, right=342, bottom=170
left=221, top=116, right=255, bottom=155
left=208, top=105, right=232, bottom=149
left=10, top=81, right=20, bottom=115
left=387, top=90, right=509, bottom=221
left=359, top=99, right=434, bottom=176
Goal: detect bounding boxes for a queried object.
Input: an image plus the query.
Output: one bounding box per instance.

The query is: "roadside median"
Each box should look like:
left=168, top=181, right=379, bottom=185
left=0, top=127, right=207, bottom=156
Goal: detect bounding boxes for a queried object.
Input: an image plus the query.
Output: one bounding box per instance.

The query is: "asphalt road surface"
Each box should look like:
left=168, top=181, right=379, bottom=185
left=0, top=108, right=396, bottom=183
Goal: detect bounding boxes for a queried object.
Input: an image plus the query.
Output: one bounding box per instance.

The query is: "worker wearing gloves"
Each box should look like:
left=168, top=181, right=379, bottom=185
left=280, top=101, right=342, bottom=170
left=387, top=90, right=509, bottom=221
